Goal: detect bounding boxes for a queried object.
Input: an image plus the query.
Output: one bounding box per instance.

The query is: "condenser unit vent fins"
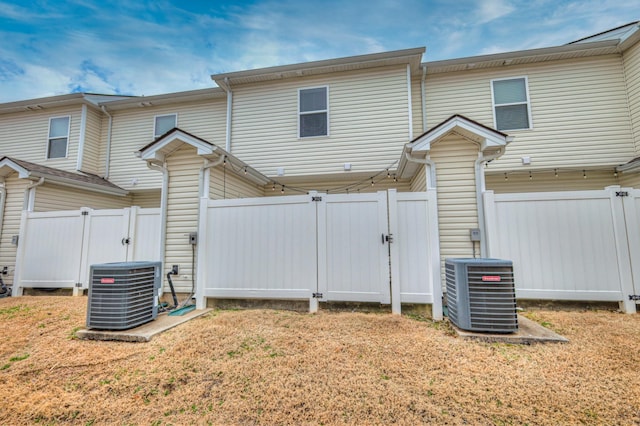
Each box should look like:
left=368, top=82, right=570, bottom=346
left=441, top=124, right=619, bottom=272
left=445, top=258, right=518, bottom=333
left=87, top=261, right=161, bottom=330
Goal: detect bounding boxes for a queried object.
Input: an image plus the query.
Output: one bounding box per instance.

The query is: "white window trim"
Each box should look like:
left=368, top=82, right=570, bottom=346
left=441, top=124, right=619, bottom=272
left=298, top=86, right=329, bottom=139
left=154, top=113, right=178, bottom=138
left=46, top=115, right=71, bottom=159
left=490, top=76, right=533, bottom=131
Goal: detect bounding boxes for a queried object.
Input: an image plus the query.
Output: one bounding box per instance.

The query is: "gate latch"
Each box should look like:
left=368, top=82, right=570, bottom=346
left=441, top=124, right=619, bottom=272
left=381, top=234, right=393, bottom=244
left=121, top=237, right=131, bottom=245
left=312, top=292, right=323, bottom=299
left=312, top=196, right=322, bottom=202
left=616, top=191, right=629, bottom=197
left=629, top=295, right=640, bottom=301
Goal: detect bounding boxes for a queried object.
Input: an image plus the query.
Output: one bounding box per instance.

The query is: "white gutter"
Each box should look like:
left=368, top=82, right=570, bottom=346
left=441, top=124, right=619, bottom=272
left=24, top=177, right=45, bottom=212
left=406, top=64, right=413, bottom=140
left=147, top=162, right=168, bottom=280
left=421, top=64, right=427, bottom=132
left=76, top=104, right=87, bottom=171
left=101, top=105, right=113, bottom=178
left=404, top=151, right=437, bottom=189
left=475, top=148, right=505, bottom=257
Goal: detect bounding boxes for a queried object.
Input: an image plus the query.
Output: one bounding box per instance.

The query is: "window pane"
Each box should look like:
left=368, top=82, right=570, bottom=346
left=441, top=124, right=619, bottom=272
left=300, top=112, right=327, bottom=137
left=155, top=115, right=176, bottom=137
left=496, top=104, right=529, bottom=130
left=48, top=137, right=67, bottom=158
left=300, top=88, right=327, bottom=112
left=49, top=117, right=69, bottom=138
left=494, top=79, right=526, bottom=104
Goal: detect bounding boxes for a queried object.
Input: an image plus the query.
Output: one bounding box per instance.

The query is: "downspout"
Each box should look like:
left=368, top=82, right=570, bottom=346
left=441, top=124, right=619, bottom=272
left=404, top=151, right=437, bottom=190
left=0, top=181, right=6, bottom=245
left=24, top=177, right=45, bottom=212
left=475, top=148, right=504, bottom=257
left=147, top=162, right=168, bottom=280
left=218, top=77, right=233, bottom=152
left=101, top=106, right=113, bottom=179
left=76, top=104, right=87, bottom=171
left=421, top=64, right=427, bottom=132
left=199, top=154, right=225, bottom=197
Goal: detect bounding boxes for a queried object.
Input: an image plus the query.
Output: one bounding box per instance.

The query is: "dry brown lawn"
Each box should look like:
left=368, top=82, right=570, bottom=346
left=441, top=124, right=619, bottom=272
left=0, top=296, right=638, bottom=425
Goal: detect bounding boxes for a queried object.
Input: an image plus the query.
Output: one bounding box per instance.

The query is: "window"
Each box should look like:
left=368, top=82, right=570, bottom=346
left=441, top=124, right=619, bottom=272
left=154, top=114, right=177, bottom=138
left=299, top=87, right=328, bottom=138
left=47, top=116, right=70, bottom=159
left=491, top=77, right=532, bottom=131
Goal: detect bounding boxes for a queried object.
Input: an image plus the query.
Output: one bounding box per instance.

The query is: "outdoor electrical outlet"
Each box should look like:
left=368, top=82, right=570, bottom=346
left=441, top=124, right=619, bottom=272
left=189, top=232, right=198, bottom=245
left=171, top=265, right=179, bottom=275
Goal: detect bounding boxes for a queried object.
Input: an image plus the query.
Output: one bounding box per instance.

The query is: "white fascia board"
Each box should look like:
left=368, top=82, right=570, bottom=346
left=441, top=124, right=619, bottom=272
left=140, top=131, right=216, bottom=161
left=0, top=159, right=31, bottom=178
left=410, top=117, right=510, bottom=153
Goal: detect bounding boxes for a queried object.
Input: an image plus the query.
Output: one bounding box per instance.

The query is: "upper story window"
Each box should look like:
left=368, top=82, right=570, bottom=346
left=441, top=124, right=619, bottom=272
left=491, top=77, right=532, bottom=131
left=154, top=114, right=177, bottom=138
left=299, top=86, right=328, bottom=138
left=47, top=116, right=70, bottom=159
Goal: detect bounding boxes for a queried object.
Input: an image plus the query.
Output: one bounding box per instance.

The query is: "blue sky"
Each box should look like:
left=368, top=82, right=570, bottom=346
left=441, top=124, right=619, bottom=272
left=0, top=0, right=638, bottom=102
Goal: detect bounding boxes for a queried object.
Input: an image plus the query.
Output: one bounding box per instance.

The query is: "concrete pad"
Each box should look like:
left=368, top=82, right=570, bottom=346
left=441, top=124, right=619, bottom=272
left=76, top=308, right=212, bottom=342
left=451, top=314, right=569, bottom=344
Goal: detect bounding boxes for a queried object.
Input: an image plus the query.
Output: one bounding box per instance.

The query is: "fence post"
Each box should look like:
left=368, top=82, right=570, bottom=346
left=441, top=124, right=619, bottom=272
left=11, top=210, right=29, bottom=297
left=606, top=186, right=636, bottom=313
left=427, top=188, right=443, bottom=321
left=622, top=188, right=640, bottom=312
left=387, top=189, right=401, bottom=315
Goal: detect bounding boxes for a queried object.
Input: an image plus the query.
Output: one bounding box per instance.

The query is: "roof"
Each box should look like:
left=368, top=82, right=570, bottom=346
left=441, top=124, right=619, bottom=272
left=0, top=93, right=133, bottom=115
left=99, top=88, right=225, bottom=111
left=569, top=21, right=639, bottom=44
left=211, top=47, right=425, bottom=87
left=397, top=114, right=513, bottom=179
left=137, top=128, right=270, bottom=185
left=0, top=157, right=128, bottom=195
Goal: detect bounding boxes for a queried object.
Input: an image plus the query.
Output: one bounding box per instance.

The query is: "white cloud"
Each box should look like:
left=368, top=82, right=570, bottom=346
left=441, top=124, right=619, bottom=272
left=476, top=0, right=516, bottom=24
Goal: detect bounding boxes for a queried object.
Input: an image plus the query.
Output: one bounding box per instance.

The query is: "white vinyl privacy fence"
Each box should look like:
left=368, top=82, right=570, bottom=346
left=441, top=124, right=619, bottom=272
left=196, top=190, right=442, bottom=318
left=13, top=207, right=161, bottom=296
left=484, top=187, right=640, bottom=313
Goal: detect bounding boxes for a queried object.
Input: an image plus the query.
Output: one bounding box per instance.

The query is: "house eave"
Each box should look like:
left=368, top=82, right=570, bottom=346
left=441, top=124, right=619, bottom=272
left=423, top=39, right=620, bottom=74
left=211, top=47, right=425, bottom=86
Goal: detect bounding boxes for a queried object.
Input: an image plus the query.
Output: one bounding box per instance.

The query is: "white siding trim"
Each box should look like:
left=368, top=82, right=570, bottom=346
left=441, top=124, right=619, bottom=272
left=76, top=104, right=87, bottom=171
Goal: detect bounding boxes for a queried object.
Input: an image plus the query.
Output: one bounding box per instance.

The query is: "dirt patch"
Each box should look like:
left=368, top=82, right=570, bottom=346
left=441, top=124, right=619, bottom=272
left=0, top=296, right=638, bottom=425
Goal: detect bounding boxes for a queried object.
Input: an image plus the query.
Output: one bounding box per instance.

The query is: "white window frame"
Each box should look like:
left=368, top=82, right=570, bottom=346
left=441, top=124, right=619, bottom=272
left=491, top=76, right=533, bottom=131
left=298, top=86, right=329, bottom=139
left=154, top=113, right=178, bottom=138
left=46, top=115, right=71, bottom=159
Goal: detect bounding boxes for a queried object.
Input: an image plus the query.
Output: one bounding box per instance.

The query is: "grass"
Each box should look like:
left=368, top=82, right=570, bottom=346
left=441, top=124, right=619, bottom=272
left=0, top=296, right=638, bottom=425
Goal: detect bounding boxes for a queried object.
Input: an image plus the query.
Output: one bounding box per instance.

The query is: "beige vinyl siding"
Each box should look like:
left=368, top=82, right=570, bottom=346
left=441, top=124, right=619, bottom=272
left=619, top=172, right=640, bottom=188
left=623, top=40, right=640, bottom=154
left=164, top=145, right=201, bottom=293
left=0, top=106, right=82, bottom=172
left=410, top=165, right=427, bottom=192
left=486, top=169, right=619, bottom=193
left=425, top=55, right=635, bottom=170
left=131, top=190, right=161, bottom=208
left=430, top=135, right=479, bottom=266
left=230, top=65, right=410, bottom=176
left=81, top=106, right=103, bottom=175
left=106, top=99, right=227, bottom=191
left=209, top=167, right=264, bottom=200
left=0, top=175, right=29, bottom=286
left=33, top=183, right=131, bottom=211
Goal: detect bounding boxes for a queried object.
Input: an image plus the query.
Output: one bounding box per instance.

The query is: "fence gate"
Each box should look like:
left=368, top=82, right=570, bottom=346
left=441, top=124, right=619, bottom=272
left=198, top=190, right=442, bottom=317
left=14, top=207, right=160, bottom=295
